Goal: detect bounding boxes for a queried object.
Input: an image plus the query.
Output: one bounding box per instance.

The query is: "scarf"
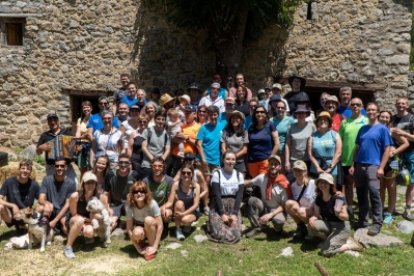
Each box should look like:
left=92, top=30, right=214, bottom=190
left=265, top=174, right=290, bottom=200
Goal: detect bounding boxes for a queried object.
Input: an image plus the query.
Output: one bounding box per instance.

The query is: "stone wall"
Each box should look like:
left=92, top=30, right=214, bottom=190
left=0, top=0, right=138, bottom=146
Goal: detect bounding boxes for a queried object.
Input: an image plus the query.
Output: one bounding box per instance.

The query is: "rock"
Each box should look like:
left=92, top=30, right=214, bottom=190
left=193, top=234, right=208, bottom=244
left=279, top=247, right=294, bottom=257
left=354, top=228, right=403, bottom=248
left=396, top=220, right=414, bottom=234
left=111, top=228, right=126, bottom=237
left=19, top=145, right=37, bottom=160
left=180, top=250, right=189, bottom=257
left=165, top=242, right=182, bottom=250
left=344, top=251, right=361, bottom=257
left=0, top=161, right=38, bottom=186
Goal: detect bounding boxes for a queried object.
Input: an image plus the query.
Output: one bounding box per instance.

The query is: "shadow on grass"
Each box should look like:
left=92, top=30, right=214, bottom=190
left=120, top=244, right=140, bottom=258
left=0, top=228, right=22, bottom=242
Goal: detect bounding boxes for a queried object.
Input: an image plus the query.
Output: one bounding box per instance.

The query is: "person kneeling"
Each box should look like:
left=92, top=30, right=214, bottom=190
left=308, top=173, right=362, bottom=257
left=126, top=181, right=163, bottom=261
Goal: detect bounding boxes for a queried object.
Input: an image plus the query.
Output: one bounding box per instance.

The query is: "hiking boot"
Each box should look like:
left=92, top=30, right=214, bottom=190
left=176, top=228, right=185, bottom=241
left=293, top=223, right=307, bottom=239
left=245, top=227, right=261, bottom=238
left=403, top=210, right=414, bottom=221
left=367, top=224, right=381, bottom=236
left=64, top=246, right=75, bottom=259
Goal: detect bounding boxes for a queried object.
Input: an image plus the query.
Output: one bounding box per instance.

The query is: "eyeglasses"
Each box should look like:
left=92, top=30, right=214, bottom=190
left=182, top=171, right=192, bottom=176
left=152, top=164, right=163, bottom=169
left=132, top=190, right=146, bottom=195
left=119, top=161, right=131, bottom=166
left=99, top=102, right=109, bottom=106
left=350, top=103, right=361, bottom=107
left=55, top=164, right=66, bottom=168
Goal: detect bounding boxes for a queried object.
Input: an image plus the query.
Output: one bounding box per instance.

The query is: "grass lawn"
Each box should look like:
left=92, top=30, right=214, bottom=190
left=1, top=212, right=414, bottom=276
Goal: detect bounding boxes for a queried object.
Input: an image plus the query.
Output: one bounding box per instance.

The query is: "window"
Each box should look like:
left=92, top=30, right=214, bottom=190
left=0, top=18, right=26, bottom=46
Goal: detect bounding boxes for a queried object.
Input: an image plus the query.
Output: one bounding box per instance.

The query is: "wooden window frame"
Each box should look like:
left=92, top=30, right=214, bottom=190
left=0, top=17, right=26, bottom=47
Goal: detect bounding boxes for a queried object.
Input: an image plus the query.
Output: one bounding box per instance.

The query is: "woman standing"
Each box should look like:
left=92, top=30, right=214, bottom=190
left=128, top=114, right=149, bottom=179
left=196, top=105, right=208, bottom=125
left=271, top=100, right=295, bottom=161
left=207, top=151, right=244, bottom=244
left=307, top=173, right=360, bottom=256
left=126, top=181, right=163, bottom=261
left=247, top=106, right=280, bottom=178
left=143, top=101, right=158, bottom=127
left=234, top=86, right=250, bottom=117
left=221, top=111, right=249, bottom=175
left=90, top=111, right=123, bottom=170
left=120, top=105, right=141, bottom=136
left=163, top=164, right=201, bottom=240
left=75, top=101, right=93, bottom=176
left=64, top=172, right=108, bottom=259
left=307, top=112, right=342, bottom=183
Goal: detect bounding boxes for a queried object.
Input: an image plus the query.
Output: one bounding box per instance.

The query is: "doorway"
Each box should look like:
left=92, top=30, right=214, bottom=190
left=66, top=90, right=112, bottom=123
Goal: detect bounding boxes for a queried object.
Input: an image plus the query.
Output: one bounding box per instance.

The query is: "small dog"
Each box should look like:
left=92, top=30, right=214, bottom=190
left=22, top=208, right=53, bottom=252
left=86, top=197, right=111, bottom=245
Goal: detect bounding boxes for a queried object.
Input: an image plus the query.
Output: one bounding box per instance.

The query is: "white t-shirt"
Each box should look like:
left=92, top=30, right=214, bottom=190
left=125, top=199, right=160, bottom=224
left=211, top=169, right=244, bottom=196
left=199, top=95, right=225, bottom=113
left=290, top=179, right=316, bottom=208
left=250, top=174, right=288, bottom=209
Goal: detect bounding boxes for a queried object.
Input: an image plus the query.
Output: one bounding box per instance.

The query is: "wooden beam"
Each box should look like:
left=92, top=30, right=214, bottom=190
left=305, top=79, right=386, bottom=91
left=0, top=14, right=42, bottom=18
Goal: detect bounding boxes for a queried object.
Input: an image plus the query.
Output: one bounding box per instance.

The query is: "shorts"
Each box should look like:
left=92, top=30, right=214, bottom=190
left=403, top=151, right=414, bottom=182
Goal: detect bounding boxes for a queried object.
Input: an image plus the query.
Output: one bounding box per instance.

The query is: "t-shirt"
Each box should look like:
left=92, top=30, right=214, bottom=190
left=125, top=199, right=160, bottom=224
left=211, top=169, right=244, bottom=196
left=284, top=91, right=310, bottom=114
left=198, top=95, right=225, bottom=113
left=234, top=101, right=250, bottom=117
left=338, top=105, right=367, bottom=118
left=37, top=128, right=73, bottom=165
left=271, top=116, right=295, bottom=153
left=310, top=130, right=338, bottom=175
left=94, top=128, right=123, bottom=165
left=143, top=175, right=174, bottom=206
left=141, top=127, right=171, bottom=168
left=105, top=171, right=137, bottom=206
left=355, top=123, right=392, bottom=166
left=40, top=175, right=76, bottom=212
left=87, top=113, right=121, bottom=133
left=228, top=87, right=253, bottom=101
left=339, top=116, right=367, bottom=166
left=290, top=179, right=316, bottom=208
left=171, top=121, right=201, bottom=156
left=0, top=177, right=39, bottom=209
left=113, top=87, right=129, bottom=103
left=196, top=121, right=226, bottom=166
left=120, top=96, right=139, bottom=107
left=247, top=123, right=276, bottom=162
left=221, top=129, right=249, bottom=163
left=286, top=122, right=316, bottom=161
left=331, top=113, right=343, bottom=132
left=392, top=113, right=414, bottom=151
left=250, top=174, right=289, bottom=209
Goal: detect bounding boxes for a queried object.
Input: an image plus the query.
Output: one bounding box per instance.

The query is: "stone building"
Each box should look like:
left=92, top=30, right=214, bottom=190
left=0, top=0, right=412, bottom=147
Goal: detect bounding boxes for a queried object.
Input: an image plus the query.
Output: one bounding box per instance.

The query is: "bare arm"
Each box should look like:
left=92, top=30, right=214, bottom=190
left=271, top=130, right=280, bottom=155
left=163, top=182, right=178, bottom=210
left=141, top=140, right=153, bottom=161
left=330, top=133, right=342, bottom=169
left=307, top=136, right=321, bottom=173
left=196, top=171, right=208, bottom=199
left=161, top=145, right=170, bottom=161
left=69, top=192, right=79, bottom=217
left=197, top=140, right=207, bottom=164
left=285, top=137, right=291, bottom=171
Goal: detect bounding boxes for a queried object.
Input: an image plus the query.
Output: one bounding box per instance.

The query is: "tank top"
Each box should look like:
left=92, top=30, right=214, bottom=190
left=176, top=181, right=194, bottom=209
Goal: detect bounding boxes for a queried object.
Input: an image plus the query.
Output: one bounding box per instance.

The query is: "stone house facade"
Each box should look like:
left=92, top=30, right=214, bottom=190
left=0, top=0, right=412, bottom=147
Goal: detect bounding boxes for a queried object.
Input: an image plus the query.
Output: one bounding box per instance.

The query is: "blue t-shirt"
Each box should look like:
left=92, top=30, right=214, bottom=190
left=310, top=130, right=338, bottom=175
left=247, top=123, right=276, bottom=162
left=338, top=105, right=367, bottom=119
left=244, top=115, right=252, bottom=129
left=87, top=113, right=120, bottom=133
left=271, top=116, right=295, bottom=153
left=120, top=96, right=139, bottom=107
left=355, top=124, right=392, bottom=166
left=196, top=121, right=227, bottom=165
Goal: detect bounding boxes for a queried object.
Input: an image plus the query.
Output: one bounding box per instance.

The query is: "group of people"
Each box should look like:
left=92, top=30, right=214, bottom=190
left=1, top=72, right=413, bottom=260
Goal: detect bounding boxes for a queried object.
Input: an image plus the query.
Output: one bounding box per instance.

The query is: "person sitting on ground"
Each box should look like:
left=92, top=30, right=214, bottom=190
left=163, top=163, right=201, bottom=240
left=0, top=159, right=39, bottom=234
left=91, top=155, right=110, bottom=194
left=307, top=173, right=362, bottom=256
left=126, top=181, right=163, bottom=261
left=284, top=160, right=316, bottom=239
left=37, top=158, right=76, bottom=235
left=102, top=153, right=137, bottom=229
left=244, top=155, right=290, bottom=238
left=207, top=151, right=244, bottom=244
left=64, top=172, right=110, bottom=259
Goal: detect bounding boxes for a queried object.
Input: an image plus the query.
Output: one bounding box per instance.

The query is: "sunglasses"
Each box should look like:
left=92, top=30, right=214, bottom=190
left=182, top=171, right=192, bottom=176
left=55, top=164, right=66, bottom=168
left=350, top=103, right=361, bottom=107
left=132, top=190, right=146, bottom=195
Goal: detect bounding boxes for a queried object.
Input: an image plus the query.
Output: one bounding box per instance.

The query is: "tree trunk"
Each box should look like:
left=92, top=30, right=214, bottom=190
left=214, top=3, right=249, bottom=79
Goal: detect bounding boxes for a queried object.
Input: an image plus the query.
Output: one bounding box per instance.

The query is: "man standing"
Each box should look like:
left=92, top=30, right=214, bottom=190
left=37, top=158, right=76, bottom=234
left=350, top=102, right=392, bottom=235
left=116, top=103, right=130, bottom=123
left=244, top=155, right=290, bottom=237
left=120, top=82, right=139, bottom=107
left=113, top=73, right=130, bottom=114
left=36, top=112, right=77, bottom=182
left=337, top=87, right=366, bottom=118
left=199, top=83, right=225, bottom=114
left=103, top=153, right=137, bottom=227
left=0, top=160, right=39, bottom=233
left=87, top=96, right=120, bottom=134
left=338, top=98, right=367, bottom=215
left=284, top=75, right=310, bottom=114
left=391, top=97, right=414, bottom=220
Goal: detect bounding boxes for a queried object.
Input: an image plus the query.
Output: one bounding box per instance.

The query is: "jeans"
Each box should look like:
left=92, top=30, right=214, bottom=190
left=354, top=164, right=383, bottom=226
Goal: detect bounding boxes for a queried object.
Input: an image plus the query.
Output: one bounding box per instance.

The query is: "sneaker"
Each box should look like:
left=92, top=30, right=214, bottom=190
left=203, top=207, right=210, bottom=216
left=403, top=210, right=414, bottom=221
left=245, top=227, right=261, bottom=238
left=176, top=228, right=185, bottom=241
left=367, top=224, right=381, bottom=236
left=383, top=212, right=394, bottom=225
left=64, top=246, right=75, bottom=259
left=293, top=223, right=307, bottom=239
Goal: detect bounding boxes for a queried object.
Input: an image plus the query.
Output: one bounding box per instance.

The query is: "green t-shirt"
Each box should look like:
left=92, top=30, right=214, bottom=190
left=144, top=175, right=173, bottom=206
left=339, top=116, right=367, bottom=166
